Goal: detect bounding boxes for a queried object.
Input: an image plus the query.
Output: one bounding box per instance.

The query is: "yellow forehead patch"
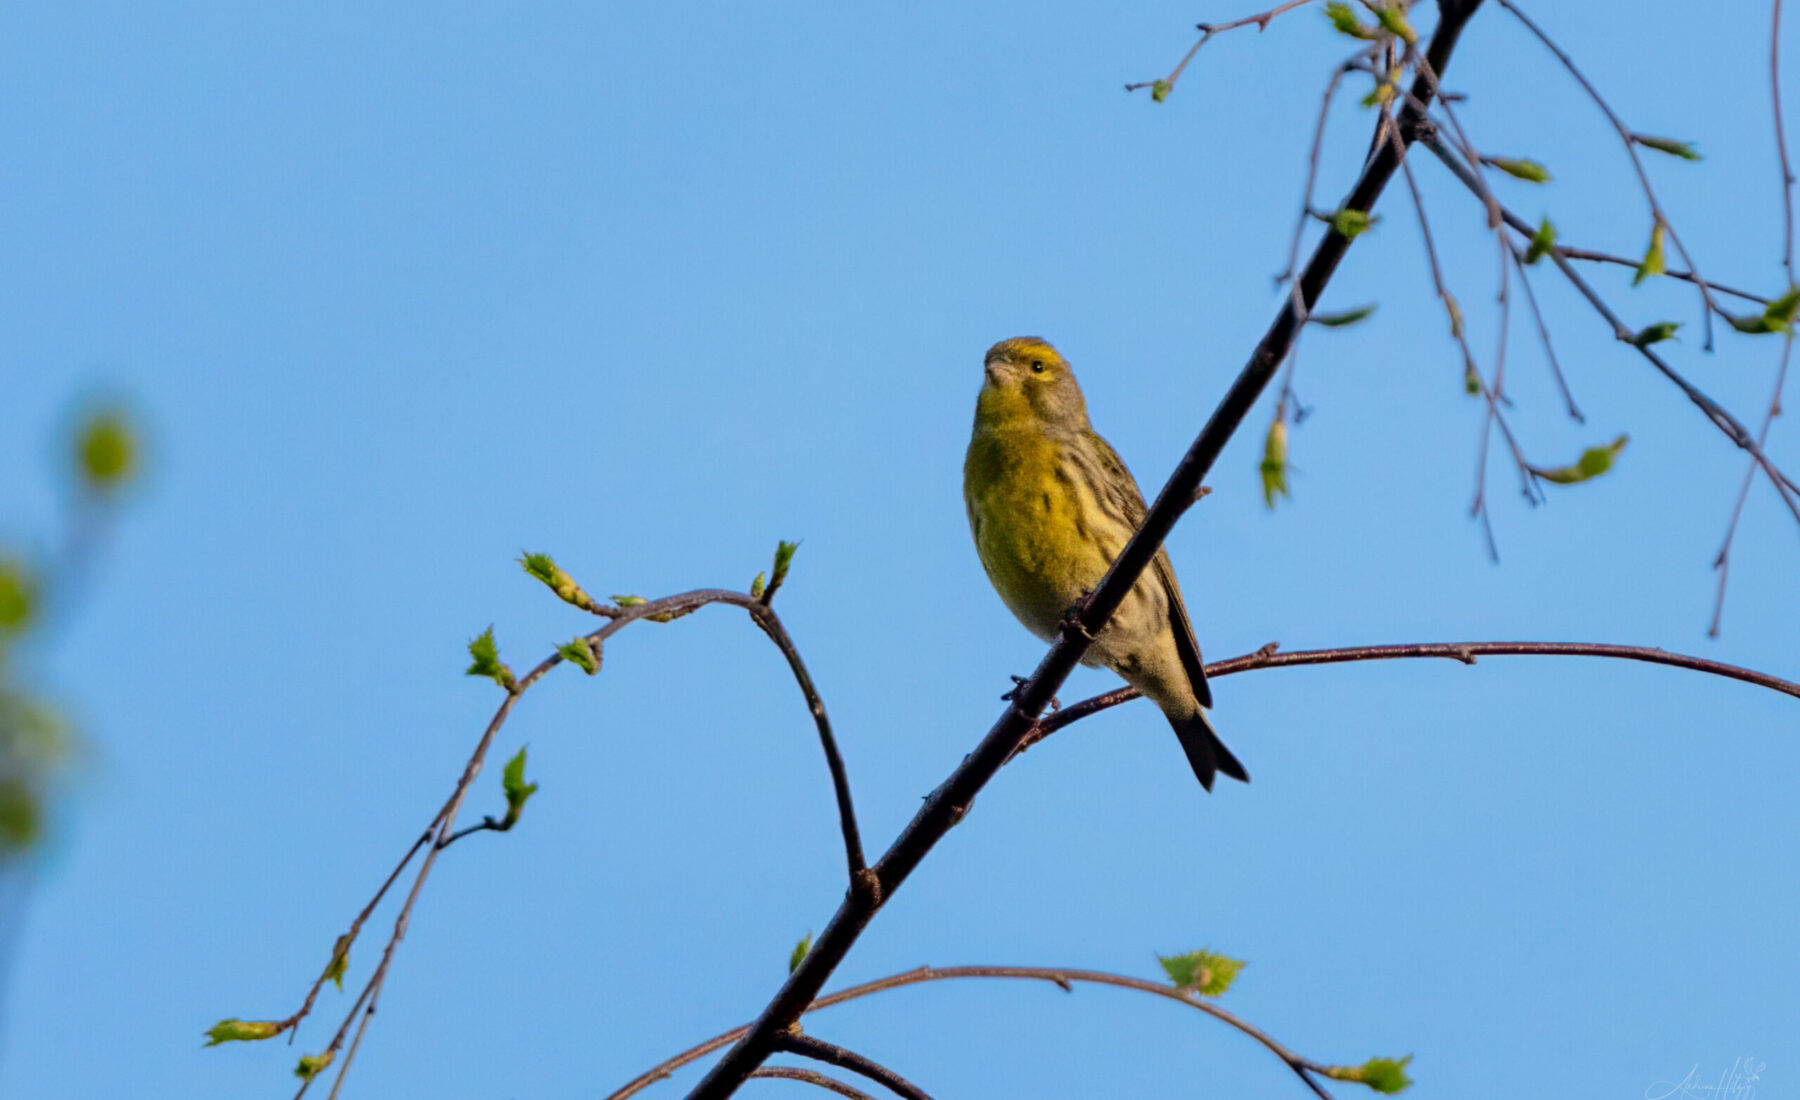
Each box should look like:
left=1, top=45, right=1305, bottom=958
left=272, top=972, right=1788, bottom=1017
left=985, top=336, right=1064, bottom=366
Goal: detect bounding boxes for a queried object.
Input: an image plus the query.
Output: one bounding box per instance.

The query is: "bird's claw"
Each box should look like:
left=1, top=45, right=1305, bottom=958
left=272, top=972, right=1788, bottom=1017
left=1001, top=674, right=1060, bottom=711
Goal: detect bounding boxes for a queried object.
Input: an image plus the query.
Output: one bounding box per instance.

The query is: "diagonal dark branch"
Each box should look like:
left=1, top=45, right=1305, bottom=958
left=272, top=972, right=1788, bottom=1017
left=770, top=1035, right=931, bottom=1100
left=682, top=6, right=1488, bottom=1097
left=751, top=1068, right=878, bottom=1100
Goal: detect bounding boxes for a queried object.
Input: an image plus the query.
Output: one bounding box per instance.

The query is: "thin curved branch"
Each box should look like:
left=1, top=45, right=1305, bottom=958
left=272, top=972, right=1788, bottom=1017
left=682, top=9, right=1488, bottom=1096
left=284, top=586, right=864, bottom=1099
left=1548, top=247, right=1769, bottom=307
left=771, top=1035, right=931, bottom=1100
left=1012, top=640, right=1800, bottom=756
left=606, top=964, right=1348, bottom=1100
left=1124, top=0, right=1316, bottom=97
left=750, top=1068, right=877, bottom=1100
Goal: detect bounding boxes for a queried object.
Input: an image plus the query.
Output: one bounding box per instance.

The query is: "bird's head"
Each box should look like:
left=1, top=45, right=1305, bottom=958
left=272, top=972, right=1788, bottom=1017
left=979, top=336, right=1089, bottom=431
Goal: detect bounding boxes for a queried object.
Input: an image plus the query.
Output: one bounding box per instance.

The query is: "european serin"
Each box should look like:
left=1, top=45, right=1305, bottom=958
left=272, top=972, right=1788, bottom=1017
left=963, top=336, right=1248, bottom=791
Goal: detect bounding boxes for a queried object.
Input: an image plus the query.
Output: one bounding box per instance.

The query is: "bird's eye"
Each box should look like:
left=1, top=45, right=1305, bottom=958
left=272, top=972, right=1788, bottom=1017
left=1030, top=360, right=1046, bottom=374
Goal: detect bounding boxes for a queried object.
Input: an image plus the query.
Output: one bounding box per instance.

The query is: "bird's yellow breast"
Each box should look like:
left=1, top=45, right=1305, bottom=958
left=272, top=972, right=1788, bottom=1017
left=963, top=418, right=1115, bottom=641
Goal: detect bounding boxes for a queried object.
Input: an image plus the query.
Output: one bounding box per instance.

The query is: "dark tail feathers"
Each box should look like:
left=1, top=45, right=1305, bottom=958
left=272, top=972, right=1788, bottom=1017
left=1169, top=709, right=1250, bottom=792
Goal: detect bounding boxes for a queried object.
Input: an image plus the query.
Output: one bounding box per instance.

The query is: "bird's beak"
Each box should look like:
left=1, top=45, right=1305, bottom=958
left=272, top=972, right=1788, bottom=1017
left=982, top=360, right=1003, bottom=386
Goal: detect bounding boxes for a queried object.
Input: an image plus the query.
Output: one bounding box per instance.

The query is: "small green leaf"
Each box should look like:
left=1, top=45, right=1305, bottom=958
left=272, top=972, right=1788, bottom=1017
left=1525, top=218, right=1557, bottom=264
left=1259, top=419, right=1290, bottom=509
left=1360, top=69, right=1400, bottom=109
left=1728, top=312, right=1781, bottom=334
left=612, top=594, right=647, bottom=608
left=749, top=572, right=766, bottom=599
left=1633, top=221, right=1666, bottom=285
left=295, top=1051, right=335, bottom=1081
left=1486, top=157, right=1551, bottom=183
left=1157, top=948, right=1246, bottom=997
left=1634, top=134, right=1702, bottom=161
left=558, top=638, right=600, bottom=675
left=1325, top=1, right=1376, bottom=39
left=322, top=934, right=351, bottom=992
left=0, top=779, right=40, bottom=848
left=0, top=559, right=36, bottom=636
left=465, top=626, right=514, bottom=689
left=1374, top=1, right=1417, bottom=44
left=501, top=746, right=539, bottom=826
left=789, top=931, right=813, bottom=974
left=204, top=1018, right=282, bottom=1046
left=1632, top=321, right=1682, bottom=347
left=1463, top=360, right=1482, bottom=395
left=1330, top=208, right=1375, bottom=240
left=1310, top=304, right=1377, bottom=327
left=75, top=409, right=136, bottom=491
left=1326, top=1055, right=1414, bottom=1094
left=1763, top=285, right=1800, bottom=331
left=1538, top=434, right=1628, bottom=485
left=1150, top=79, right=1171, bottom=103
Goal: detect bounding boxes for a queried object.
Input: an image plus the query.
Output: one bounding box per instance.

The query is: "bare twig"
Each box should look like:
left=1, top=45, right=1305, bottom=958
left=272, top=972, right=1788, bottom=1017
left=1711, top=0, right=1798, bottom=636
left=607, top=964, right=1343, bottom=1100
left=1548, top=248, right=1768, bottom=307
left=682, top=8, right=1490, bottom=1097
left=751, top=1068, right=878, bottom=1100
left=1509, top=244, right=1584, bottom=422
left=1125, top=0, right=1316, bottom=97
left=771, top=1035, right=932, bottom=1100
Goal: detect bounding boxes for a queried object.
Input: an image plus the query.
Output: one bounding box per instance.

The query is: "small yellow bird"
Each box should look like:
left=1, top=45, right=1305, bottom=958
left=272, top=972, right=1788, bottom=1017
left=963, top=337, right=1247, bottom=791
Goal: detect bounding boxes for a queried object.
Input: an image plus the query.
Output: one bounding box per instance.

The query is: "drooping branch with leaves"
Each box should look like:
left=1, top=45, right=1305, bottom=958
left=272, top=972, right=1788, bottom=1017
left=206, top=2, right=1800, bottom=1097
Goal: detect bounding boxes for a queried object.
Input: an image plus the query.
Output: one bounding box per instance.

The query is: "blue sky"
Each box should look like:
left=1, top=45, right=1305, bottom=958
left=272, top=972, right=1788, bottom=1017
left=3, top=2, right=1796, bottom=1097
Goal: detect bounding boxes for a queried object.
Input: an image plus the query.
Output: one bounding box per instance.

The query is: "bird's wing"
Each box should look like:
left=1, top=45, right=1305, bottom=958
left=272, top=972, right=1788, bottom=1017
left=1086, top=431, right=1213, bottom=709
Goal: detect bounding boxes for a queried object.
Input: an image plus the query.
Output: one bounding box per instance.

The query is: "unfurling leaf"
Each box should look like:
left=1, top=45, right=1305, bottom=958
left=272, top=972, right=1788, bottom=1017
left=204, top=1018, right=282, bottom=1046
left=558, top=638, right=600, bottom=675
left=500, top=746, right=540, bottom=826
left=749, top=572, right=766, bottom=599
left=1633, top=221, right=1666, bottom=285
left=322, top=934, right=351, bottom=992
left=520, top=552, right=599, bottom=612
left=1326, top=1055, right=1415, bottom=1094
left=1360, top=67, right=1402, bottom=109
left=75, top=409, right=137, bottom=491
left=1485, top=157, right=1551, bottom=183
left=1633, top=134, right=1702, bottom=161
left=1157, top=948, right=1246, bottom=997
left=789, top=931, right=813, bottom=974
left=1150, top=79, right=1171, bottom=104
left=465, top=626, right=514, bottom=690
left=1524, top=218, right=1557, bottom=264
left=295, top=1051, right=335, bottom=1082
left=1632, top=321, right=1681, bottom=348
left=611, top=594, right=647, bottom=608
left=1538, top=434, right=1628, bottom=485
left=1463, top=360, right=1482, bottom=395
left=1260, top=419, right=1290, bottom=508
left=1325, top=2, right=1377, bottom=39
left=1330, top=208, right=1375, bottom=240
left=0, top=559, right=36, bottom=636
left=1310, top=304, right=1377, bottom=327
left=1374, top=1, right=1418, bottom=44
left=761, top=540, right=801, bottom=602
